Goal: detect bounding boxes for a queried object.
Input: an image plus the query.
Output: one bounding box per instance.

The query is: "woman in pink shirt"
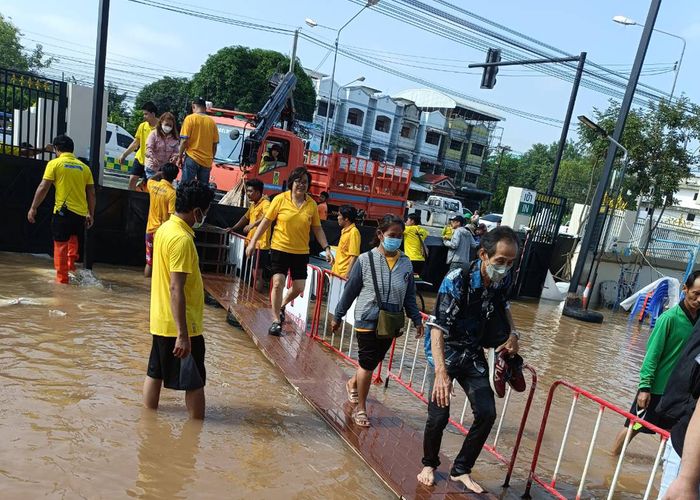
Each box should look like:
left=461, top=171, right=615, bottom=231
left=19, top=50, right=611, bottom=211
left=145, top=112, right=179, bottom=178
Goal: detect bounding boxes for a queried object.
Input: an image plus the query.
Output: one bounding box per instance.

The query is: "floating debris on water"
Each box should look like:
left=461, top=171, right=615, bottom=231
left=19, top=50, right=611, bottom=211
left=48, top=309, right=67, bottom=317
left=0, top=297, right=44, bottom=307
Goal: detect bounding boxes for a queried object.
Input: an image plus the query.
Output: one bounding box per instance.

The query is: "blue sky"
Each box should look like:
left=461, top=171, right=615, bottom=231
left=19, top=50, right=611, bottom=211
left=2, top=0, right=699, bottom=153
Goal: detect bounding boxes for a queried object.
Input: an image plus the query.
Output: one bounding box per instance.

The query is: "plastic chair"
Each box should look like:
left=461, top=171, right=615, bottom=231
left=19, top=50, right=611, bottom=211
left=629, top=280, right=669, bottom=327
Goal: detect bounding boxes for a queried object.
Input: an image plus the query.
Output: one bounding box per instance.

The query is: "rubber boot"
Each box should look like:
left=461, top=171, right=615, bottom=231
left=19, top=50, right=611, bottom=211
left=67, top=235, right=79, bottom=271
left=54, top=241, right=70, bottom=284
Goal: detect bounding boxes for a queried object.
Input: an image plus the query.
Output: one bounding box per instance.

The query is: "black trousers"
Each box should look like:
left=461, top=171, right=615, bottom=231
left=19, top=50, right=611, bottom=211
left=422, top=362, right=496, bottom=476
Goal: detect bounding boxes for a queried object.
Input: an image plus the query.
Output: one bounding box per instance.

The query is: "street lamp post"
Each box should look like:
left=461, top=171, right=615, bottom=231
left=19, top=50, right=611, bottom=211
left=613, top=15, right=686, bottom=99
left=319, top=0, right=379, bottom=153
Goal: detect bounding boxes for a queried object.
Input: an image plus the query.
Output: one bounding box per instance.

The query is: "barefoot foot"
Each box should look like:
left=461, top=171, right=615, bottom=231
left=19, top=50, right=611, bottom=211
left=417, top=466, right=435, bottom=486
left=450, top=473, right=485, bottom=493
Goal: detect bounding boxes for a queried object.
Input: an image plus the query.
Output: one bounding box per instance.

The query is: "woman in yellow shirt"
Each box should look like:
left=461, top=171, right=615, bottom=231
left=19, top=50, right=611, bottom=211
left=332, top=205, right=361, bottom=279
left=246, top=167, right=333, bottom=336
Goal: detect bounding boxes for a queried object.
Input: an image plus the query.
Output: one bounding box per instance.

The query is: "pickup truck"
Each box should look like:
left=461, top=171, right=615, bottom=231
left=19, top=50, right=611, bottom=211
left=409, top=195, right=472, bottom=228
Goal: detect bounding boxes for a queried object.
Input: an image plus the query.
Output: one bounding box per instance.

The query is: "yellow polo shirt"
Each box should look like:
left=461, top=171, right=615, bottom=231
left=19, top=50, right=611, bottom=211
left=150, top=215, right=204, bottom=337
left=146, top=179, right=176, bottom=234
left=180, top=113, right=219, bottom=168
left=265, top=191, right=321, bottom=254
left=135, top=121, right=156, bottom=165
left=332, top=223, right=360, bottom=278
left=42, top=152, right=94, bottom=216
left=245, top=196, right=271, bottom=250
left=404, top=225, right=428, bottom=262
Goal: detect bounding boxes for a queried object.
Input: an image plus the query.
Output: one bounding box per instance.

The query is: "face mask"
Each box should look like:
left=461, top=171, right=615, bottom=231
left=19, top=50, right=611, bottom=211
left=162, top=125, right=173, bottom=134
left=382, top=236, right=402, bottom=253
left=192, top=209, right=207, bottom=229
left=486, top=261, right=512, bottom=283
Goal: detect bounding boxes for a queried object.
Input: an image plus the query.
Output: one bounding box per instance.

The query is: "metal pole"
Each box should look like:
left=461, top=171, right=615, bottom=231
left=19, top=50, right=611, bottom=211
left=566, top=0, right=662, bottom=301
left=84, top=0, right=110, bottom=270
left=669, top=34, right=686, bottom=99
left=548, top=52, right=586, bottom=195
left=289, top=28, right=299, bottom=73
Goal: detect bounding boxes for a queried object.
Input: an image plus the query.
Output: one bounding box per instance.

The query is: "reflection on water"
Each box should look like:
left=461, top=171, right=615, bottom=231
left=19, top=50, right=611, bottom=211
left=0, top=253, right=389, bottom=498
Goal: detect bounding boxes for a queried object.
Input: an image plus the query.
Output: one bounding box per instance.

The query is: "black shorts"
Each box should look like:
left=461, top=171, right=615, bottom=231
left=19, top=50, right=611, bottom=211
left=130, top=157, right=145, bottom=178
left=624, top=393, right=671, bottom=434
left=51, top=209, right=85, bottom=242
left=254, top=249, right=271, bottom=271
left=411, top=260, right=425, bottom=276
left=356, top=331, right=393, bottom=371
left=147, top=335, right=206, bottom=390
left=270, top=249, right=309, bottom=280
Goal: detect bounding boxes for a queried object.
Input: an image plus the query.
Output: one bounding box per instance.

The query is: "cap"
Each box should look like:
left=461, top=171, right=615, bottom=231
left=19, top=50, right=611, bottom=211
left=449, top=215, right=466, bottom=225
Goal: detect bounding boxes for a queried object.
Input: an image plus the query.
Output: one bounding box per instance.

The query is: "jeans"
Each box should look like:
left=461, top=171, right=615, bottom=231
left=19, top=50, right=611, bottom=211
left=182, top=155, right=211, bottom=185
left=422, top=363, right=497, bottom=476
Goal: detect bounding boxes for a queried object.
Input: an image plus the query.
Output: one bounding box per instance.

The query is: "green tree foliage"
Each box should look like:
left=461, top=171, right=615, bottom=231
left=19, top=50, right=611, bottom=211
left=579, top=98, right=700, bottom=209
left=107, top=82, right=129, bottom=129
left=0, top=14, right=52, bottom=72
left=189, top=46, right=316, bottom=121
left=128, top=76, right=191, bottom=134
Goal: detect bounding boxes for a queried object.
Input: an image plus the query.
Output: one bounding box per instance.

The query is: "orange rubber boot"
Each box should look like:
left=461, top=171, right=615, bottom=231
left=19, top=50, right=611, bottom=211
left=67, top=235, right=79, bottom=271
left=54, top=241, right=70, bottom=284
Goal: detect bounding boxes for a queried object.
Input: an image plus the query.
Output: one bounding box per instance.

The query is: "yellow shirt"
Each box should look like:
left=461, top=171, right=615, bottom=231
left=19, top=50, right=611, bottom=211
left=180, top=113, right=219, bottom=168
left=135, top=121, right=157, bottom=165
left=404, top=225, right=428, bottom=262
left=245, top=196, right=271, bottom=250
left=332, top=223, right=361, bottom=278
left=441, top=225, right=453, bottom=240
left=42, top=153, right=94, bottom=216
left=265, top=191, right=321, bottom=254
left=146, top=179, right=176, bottom=234
left=150, top=215, right=204, bottom=337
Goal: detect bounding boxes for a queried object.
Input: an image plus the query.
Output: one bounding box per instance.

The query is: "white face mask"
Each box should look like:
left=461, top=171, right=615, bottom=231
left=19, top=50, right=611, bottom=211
left=192, top=209, right=207, bottom=229
left=162, top=125, right=173, bottom=134
left=485, top=261, right=512, bottom=283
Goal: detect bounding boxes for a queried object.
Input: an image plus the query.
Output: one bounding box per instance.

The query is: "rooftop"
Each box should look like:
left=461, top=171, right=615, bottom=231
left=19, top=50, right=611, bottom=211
left=393, top=88, right=504, bottom=122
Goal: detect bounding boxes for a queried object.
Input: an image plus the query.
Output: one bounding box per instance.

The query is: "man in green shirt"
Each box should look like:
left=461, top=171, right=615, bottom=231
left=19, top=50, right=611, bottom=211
left=612, top=271, right=700, bottom=455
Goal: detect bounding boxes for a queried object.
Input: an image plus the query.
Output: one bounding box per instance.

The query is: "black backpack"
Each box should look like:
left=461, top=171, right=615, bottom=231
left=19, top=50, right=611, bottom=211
left=656, top=331, right=700, bottom=425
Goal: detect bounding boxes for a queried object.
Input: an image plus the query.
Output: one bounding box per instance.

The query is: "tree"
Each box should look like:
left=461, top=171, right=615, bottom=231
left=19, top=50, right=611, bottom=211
left=0, top=14, right=52, bottom=72
left=107, top=82, right=129, bottom=129
left=129, top=76, right=191, bottom=134
left=190, top=46, right=317, bottom=121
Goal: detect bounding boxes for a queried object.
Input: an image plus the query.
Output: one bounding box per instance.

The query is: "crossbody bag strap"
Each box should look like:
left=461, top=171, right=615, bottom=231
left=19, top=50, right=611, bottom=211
left=368, top=252, right=383, bottom=308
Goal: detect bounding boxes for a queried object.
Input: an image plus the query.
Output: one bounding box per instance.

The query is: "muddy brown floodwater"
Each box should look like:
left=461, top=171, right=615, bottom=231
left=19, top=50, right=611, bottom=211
left=0, top=252, right=667, bottom=499
left=0, top=253, right=390, bottom=498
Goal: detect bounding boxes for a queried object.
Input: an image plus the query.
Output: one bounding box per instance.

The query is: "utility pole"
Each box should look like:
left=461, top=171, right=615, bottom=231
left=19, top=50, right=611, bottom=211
left=564, top=0, right=662, bottom=321
left=84, top=0, right=110, bottom=270
left=488, top=145, right=509, bottom=211
left=289, top=29, right=299, bottom=72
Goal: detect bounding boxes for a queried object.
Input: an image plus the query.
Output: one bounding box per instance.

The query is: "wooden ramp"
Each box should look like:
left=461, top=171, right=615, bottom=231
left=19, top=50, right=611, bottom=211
left=203, top=274, right=494, bottom=499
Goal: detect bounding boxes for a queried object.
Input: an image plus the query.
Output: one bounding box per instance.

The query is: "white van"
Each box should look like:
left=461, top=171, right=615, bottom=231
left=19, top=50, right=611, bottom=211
left=104, top=123, right=135, bottom=174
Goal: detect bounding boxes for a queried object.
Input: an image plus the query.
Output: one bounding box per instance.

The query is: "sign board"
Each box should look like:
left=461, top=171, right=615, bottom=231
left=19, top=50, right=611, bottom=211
left=327, top=275, right=357, bottom=327
left=517, top=189, right=536, bottom=216
left=284, top=265, right=314, bottom=333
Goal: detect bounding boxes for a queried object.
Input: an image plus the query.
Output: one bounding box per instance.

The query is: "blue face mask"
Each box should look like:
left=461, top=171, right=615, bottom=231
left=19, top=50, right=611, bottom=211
left=382, top=236, right=402, bottom=253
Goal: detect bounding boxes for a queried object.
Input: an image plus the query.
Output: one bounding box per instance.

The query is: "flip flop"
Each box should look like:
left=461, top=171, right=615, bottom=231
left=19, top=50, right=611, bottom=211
left=346, top=383, right=359, bottom=404
left=352, top=410, right=370, bottom=427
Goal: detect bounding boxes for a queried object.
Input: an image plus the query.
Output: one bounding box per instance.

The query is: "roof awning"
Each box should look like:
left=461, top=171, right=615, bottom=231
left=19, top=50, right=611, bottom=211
left=409, top=181, right=431, bottom=193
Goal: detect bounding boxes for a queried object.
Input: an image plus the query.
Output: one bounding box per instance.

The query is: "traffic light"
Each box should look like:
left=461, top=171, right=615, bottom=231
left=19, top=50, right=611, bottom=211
left=480, top=48, right=501, bottom=89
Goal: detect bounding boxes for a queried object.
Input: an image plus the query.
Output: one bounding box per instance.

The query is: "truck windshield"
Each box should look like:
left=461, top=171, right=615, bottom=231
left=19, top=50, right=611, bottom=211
left=215, top=124, right=248, bottom=164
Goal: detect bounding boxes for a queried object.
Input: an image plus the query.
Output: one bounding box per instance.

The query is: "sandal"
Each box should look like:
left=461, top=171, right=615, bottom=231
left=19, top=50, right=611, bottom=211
left=268, top=321, right=283, bottom=336
left=346, top=382, right=359, bottom=404
left=352, top=410, right=370, bottom=427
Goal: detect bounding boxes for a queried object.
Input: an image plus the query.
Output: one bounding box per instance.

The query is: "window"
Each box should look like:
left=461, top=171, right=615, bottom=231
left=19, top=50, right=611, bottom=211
left=470, top=143, right=485, bottom=157
left=688, top=213, right=696, bottom=222
left=105, top=131, right=113, bottom=144
left=464, top=173, right=478, bottom=184
left=445, top=201, right=460, bottom=212
left=400, top=125, right=413, bottom=138
left=449, top=139, right=463, bottom=151
left=117, top=133, right=132, bottom=149
left=425, top=131, right=441, bottom=145
left=346, top=108, right=364, bottom=126
left=374, top=115, right=391, bottom=133
left=369, top=148, right=385, bottom=161
left=395, top=155, right=409, bottom=167
left=317, top=100, right=335, bottom=118
left=694, top=192, right=698, bottom=201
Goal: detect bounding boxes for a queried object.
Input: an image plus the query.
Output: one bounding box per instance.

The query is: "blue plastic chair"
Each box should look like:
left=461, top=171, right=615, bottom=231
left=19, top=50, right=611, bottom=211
left=629, top=280, right=669, bottom=327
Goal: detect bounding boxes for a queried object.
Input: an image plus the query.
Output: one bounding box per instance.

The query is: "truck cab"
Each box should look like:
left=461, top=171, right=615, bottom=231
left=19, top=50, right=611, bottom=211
left=413, top=195, right=464, bottom=227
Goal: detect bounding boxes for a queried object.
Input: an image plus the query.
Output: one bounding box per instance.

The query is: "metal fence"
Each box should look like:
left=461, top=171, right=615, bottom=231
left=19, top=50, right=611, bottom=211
left=1, top=67, right=66, bottom=159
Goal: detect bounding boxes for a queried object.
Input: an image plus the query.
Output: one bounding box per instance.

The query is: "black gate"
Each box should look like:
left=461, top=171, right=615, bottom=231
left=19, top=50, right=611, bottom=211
left=1, top=68, right=67, bottom=157
left=514, top=193, right=567, bottom=298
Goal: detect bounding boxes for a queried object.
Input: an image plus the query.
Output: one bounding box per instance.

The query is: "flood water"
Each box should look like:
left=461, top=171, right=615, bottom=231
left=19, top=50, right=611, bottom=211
left=0, top=253, right=390, bottom=498
left=1, top=252, right=667, bottom=499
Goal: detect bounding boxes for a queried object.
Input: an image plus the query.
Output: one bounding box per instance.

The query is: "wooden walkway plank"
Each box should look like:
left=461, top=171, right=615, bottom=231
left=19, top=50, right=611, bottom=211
left=203, top=274, right=495, bottom=499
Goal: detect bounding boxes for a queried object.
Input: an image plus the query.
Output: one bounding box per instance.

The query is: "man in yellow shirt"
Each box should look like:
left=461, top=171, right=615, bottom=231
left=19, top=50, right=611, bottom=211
left=332, top=205, right=361, bottom=278
left=144, top=180, right=214, bottom=420
left=27, top=135, right=95, bottom=284
left=144, top=163, right=178, bottom=278
left=178, top=97, right=219, bottom=185
left=118, top=101, right=158, bottom=191
left=226, top=179, right=271, bottom=293
left=404, top=213, right=429, bottom=276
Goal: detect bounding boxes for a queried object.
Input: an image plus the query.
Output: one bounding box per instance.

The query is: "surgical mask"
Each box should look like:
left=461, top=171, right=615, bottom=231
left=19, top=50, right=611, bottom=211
left=162, top=124, right=173, bottom=134
left=486, top=261, right=511, bottom=283
left=192, top=209, right=207, bottom=229
left=382, top=236, right=402, bottom=253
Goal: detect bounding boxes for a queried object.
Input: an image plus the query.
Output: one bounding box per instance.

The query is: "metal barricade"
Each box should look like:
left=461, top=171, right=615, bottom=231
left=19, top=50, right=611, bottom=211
left=525, top=380, right=669, bottom=500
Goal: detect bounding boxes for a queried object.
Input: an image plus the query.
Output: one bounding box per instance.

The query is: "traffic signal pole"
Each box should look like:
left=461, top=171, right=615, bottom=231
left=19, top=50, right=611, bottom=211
left=469, top=52, right=585, bottom=196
